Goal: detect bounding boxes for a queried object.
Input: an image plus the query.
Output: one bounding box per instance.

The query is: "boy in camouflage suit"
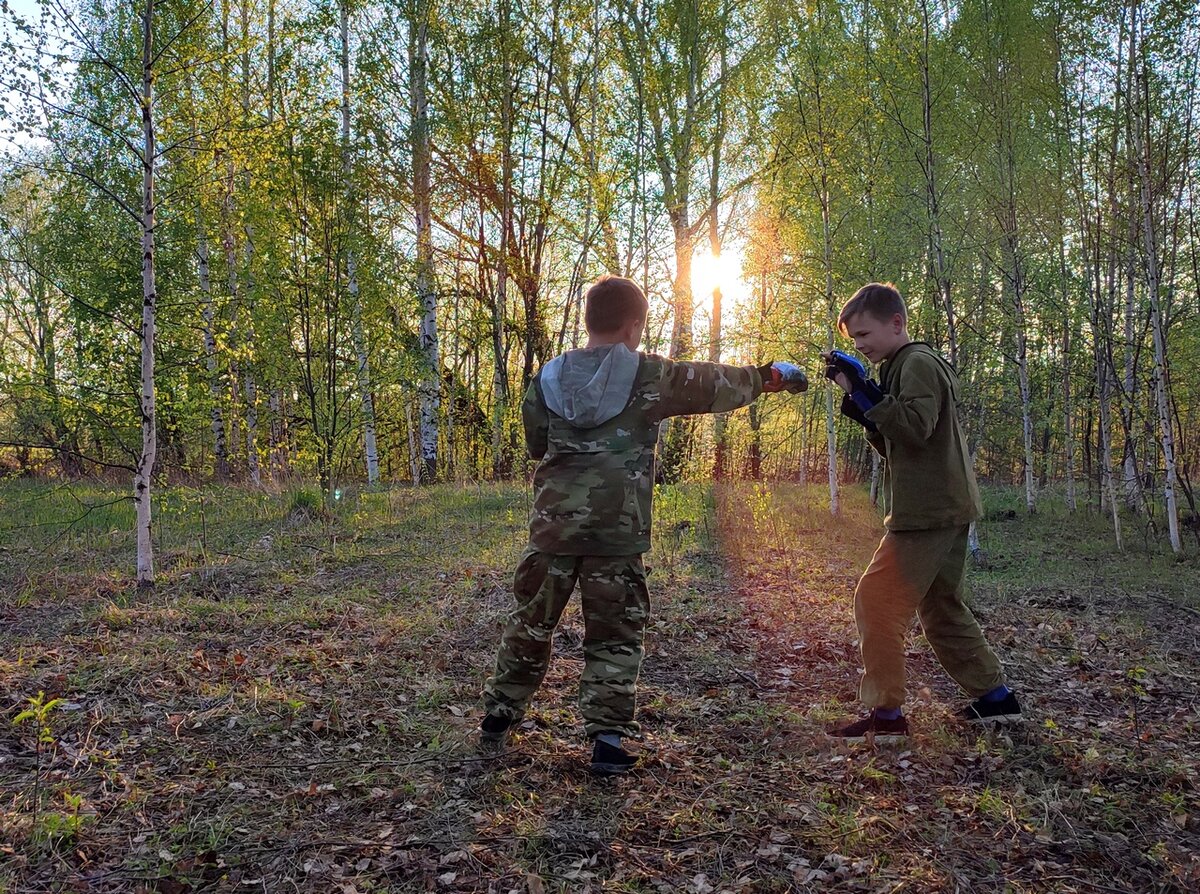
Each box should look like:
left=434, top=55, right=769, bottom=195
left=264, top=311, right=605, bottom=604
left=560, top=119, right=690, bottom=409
left=481, top=275, right=806, bottom=774
left=823, top=282, right=1022, bottom=743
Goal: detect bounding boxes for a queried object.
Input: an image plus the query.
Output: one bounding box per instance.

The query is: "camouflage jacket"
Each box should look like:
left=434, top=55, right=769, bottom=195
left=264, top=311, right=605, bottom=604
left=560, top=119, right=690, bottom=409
left=523, top=344, right=763, bottom=555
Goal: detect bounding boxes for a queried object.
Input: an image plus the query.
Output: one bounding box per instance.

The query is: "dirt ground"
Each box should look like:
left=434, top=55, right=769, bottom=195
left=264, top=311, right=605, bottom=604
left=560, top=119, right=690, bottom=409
left=2, top=480, right=1198, bottom=892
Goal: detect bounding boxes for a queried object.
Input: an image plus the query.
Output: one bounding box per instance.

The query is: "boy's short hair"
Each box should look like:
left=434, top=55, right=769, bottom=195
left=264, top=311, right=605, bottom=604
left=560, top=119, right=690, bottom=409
left=584, top=275, right=649, bottom=335
left=838, top=282, right=907, bottom=335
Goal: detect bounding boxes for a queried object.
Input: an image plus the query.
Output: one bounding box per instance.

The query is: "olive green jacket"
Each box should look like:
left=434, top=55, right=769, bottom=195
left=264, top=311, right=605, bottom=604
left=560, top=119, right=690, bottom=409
left=523, top=346, right=763, bottom=555
left=863, top=342, right=982, bottom=530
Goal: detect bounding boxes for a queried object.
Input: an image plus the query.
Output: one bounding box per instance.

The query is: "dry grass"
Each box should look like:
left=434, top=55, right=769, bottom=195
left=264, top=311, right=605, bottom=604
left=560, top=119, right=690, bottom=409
left=1, top=479, right=1197, bottom=892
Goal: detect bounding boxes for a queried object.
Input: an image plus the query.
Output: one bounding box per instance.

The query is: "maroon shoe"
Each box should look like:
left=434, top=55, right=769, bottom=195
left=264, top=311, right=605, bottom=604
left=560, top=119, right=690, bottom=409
left=828, top=709, right=908, bottom=744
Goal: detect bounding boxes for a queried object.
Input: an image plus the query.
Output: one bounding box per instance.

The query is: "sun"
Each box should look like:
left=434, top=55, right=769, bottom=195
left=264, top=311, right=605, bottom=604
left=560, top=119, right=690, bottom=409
left=691, top=243, right=751, bottom=311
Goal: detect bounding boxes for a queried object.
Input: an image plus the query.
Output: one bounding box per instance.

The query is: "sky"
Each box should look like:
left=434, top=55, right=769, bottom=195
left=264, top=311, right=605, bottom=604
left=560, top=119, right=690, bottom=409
left=1, top=0, right=61, bottom=155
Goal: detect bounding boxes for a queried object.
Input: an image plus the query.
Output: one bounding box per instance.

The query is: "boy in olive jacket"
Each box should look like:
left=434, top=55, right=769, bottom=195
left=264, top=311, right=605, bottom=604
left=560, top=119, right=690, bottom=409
left=823, top=283, right=1021, bottom=742
left=481, top=275, right=806, bottom=773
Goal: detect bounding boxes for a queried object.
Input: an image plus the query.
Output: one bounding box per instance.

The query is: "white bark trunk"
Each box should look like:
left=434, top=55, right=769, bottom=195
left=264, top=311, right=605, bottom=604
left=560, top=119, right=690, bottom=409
left=405, top=401, right=421, bottom=484
left=220, top=165, right=242, bottom=470
left=196, top=208, right=228, bottom=479
left=136, top=0, right=157, bottom=587
left=1062, top=320, right=1077, bottom=511
left=491, top=0, right=513, bottom=476
left=709, top=23, right=727, bottom=479
left=1093, top=308, right=1123, bottom=550
left=1121, top=235, right=1145, bottom=513
left=268, top=388, right=282, bottom=478
left=869, top=451, right=880, bottom=507
left=341, top=1, right=379, bottom=485
left=1002, top=148, right=1035, bottom=512
left=920, top=0, right=957, bottom=368
left=1017, top=322, right=1035, bottom=513
left=411, top=0, right=439, bottom=484
left=239, top=0, right=259, bottom=487
left=1094, top=14, right=1125, bottom=550
left=821, top=168, right=839, bottom=516
left=1132, top=17, right=1182, bottom=553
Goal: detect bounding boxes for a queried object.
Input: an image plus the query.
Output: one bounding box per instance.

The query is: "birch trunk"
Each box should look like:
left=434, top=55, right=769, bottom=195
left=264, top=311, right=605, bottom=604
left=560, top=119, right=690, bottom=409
left=1121, top=226, right=1145, bottom=512
left=1091, top=285, right=1123, bottom=550
left=218, top=0, right=242, bottom=474
left=821, top=166, right=839, bottom=516
left=411, top=0, right=439, bottom=483
left=1131, top=11, right=1182, bottom=553
left=196, top=208, right=228, bottom=479
left=1093, top=10, right=1126, bottom=548
left=709, top=16, right=727, bottom=480
left=669, top=215, right=694, bottom=360
left=492, top=0, right=513, bottom=478
left=995, top=57, right=1036, bottom=514
left=869, top=452, right=881, bottom=506
left=1062, top=315, right=1077, bottom=511
left=341, top=0, right=380, bottom=485
left=136, top=0, right=157, bottom=587
left=240, top=1, right=259, bottom=486
left=1015, top=286, right=1035, bottom=514
left=268, top=388, right=283, bottom=478
left=920, top=0, right=957, bottom=367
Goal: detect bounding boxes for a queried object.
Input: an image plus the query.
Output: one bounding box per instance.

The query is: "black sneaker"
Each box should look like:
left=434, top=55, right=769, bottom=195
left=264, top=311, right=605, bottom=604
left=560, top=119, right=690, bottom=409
left=479, top=713, right=515, bottom=748
left=959, top=692, right=1023, bottom=725
left=590, top=738, right=638, bottom=776
left=827, top=709, right=909, bottom=745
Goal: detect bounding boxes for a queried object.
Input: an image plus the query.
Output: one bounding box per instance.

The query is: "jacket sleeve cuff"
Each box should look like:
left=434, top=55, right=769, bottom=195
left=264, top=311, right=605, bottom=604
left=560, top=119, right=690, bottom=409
left=750, top=364, right=765, bottom=397
left=864, top=396, right=895, bottom=425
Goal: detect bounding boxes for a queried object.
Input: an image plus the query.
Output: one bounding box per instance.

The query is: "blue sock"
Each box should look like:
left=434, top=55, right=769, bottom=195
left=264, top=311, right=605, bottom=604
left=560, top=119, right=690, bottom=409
left=874, top=707, right=902, bottom=721
left=597, top=733, right=621, bottom=748
left=982, top=685, right=1011, bottom=703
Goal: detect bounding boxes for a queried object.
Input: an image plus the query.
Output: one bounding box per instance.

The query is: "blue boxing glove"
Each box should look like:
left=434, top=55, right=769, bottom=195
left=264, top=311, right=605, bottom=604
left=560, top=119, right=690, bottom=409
left=840, top=393, right=878, bottom=432
left=824, top=350, right=884, bottom=421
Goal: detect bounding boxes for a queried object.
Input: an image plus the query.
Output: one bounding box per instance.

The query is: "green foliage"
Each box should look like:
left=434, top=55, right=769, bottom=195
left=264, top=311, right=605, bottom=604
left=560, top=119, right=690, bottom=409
left=0, top=0, right=1197, bottom=559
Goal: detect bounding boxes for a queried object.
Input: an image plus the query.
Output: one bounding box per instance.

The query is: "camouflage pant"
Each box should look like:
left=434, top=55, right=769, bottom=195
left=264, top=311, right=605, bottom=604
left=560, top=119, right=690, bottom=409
left=483, top=548, right=651, bottom=738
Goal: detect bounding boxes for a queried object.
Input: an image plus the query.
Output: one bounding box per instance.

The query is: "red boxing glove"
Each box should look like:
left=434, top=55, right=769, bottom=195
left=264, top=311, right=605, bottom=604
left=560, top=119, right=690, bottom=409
left=760, top=364, right=786, bottom=393
left=758, top=362, right=808, bottom=394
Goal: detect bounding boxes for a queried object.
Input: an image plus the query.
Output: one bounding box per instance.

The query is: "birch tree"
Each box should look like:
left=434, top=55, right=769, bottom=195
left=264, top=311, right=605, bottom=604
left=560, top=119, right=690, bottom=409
left=341, top=0, right=380, bottom=485
left=411, top=0, right=439, bottom=483
left=1130, top=1, right=1181, bottom=553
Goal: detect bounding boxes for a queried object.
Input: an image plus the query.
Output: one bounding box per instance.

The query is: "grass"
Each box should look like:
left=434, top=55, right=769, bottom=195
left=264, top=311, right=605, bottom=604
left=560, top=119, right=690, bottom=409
left=1, top=477, right=1198, bottom=892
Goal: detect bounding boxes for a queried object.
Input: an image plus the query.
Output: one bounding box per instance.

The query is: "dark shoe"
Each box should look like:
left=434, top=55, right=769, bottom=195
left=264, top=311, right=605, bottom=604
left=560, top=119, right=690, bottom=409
left=479, top=712, right=515, bottom=748
left=959, top=692, right=1023, bottom=725
left=590, top=737, right=638, bottom=776
left=827, top=709, right=909, bottom=744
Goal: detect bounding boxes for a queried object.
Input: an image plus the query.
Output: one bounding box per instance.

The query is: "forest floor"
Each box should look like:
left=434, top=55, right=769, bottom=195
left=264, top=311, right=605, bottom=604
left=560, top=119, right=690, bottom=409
left=1, top=478, right=1199, bottom=893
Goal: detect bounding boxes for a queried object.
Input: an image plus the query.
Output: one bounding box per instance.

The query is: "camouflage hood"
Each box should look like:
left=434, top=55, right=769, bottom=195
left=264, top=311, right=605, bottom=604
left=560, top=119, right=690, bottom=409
left=539, top=344, right=640, bottom=428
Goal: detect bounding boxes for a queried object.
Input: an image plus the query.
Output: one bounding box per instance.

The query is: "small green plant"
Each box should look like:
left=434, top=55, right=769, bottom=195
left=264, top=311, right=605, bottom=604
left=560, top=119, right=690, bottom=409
left=976, top=786, right=1008, bottom=821
left=33, top=790, right=91, bottom=844
left=285, top=487, right=326, bottom=523
left=13, top=691, right=63, bottom=839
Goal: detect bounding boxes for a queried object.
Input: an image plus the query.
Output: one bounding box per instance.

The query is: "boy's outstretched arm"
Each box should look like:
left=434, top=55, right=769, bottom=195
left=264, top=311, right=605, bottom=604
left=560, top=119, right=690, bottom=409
left=654, top=358, right=806, bottom=419
left=522, top=378, right=549, bottom=459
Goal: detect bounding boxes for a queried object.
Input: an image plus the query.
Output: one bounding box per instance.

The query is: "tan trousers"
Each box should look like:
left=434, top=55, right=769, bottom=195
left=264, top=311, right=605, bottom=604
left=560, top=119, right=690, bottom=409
left=855, top=525, right=1004, bottom=708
